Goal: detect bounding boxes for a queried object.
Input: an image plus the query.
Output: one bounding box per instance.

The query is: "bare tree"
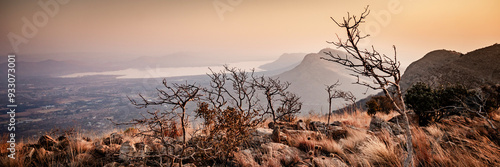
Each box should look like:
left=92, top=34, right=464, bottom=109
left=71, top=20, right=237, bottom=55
left=462, top=90, right=497, bottom=129
left=326, top=81, right=356, bottom=125
left=277, top=91, right=302, bottom=122
left=253, top=76, right=301, bottom=123
left=127, top=79, right=201, bottom=167
left=198, top=65, right=263, bottom=164
left=321, top=6, right=414, bottom=167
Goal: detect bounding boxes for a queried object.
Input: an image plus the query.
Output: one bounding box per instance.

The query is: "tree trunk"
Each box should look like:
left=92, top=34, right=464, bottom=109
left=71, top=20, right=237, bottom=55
left=401, top=111, right=414, bottom=167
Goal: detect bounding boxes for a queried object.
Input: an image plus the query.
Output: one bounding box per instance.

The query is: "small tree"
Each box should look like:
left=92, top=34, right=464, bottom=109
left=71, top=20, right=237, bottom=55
left=321, top=6, right=414, bottom=166
left=277, top=91, right=302, bottom=122
left=126, top=79, right=201, bottom=166
left=253, top=76, right=302, bottom=123
left=326, top=81, right=356, bottom=124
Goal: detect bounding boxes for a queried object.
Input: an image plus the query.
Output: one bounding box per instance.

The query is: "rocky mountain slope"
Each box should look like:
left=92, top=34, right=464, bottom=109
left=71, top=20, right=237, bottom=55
left=401, top=43, right=500, bottom=90
left=276, top=48, right=376, bottom=112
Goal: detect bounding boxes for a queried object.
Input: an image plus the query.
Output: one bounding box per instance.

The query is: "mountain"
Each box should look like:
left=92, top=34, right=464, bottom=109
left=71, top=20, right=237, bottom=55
left=275, top=48, right=377, bottom=113
left=259, top=53, right=306, bottom=74
left=401, top=43, right=500, bottom=91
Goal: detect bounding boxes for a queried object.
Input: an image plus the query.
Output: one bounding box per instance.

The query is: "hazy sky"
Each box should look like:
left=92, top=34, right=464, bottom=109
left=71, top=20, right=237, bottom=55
left=1, top=0, right=499, bottom=66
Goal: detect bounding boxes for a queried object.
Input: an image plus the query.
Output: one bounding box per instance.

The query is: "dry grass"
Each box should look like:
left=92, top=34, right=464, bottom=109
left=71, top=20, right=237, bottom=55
left=360, top=135, right=402, bottom=167
left=3, top=110, right=500, bottom=167
left=291, top=109, right=500, bottom=167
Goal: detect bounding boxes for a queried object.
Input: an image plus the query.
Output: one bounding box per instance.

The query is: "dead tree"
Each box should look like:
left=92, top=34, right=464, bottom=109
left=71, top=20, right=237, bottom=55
left=200, top=65, right=263, bottom=164
left=128, top=79, right=201, bottom=167
left=254, top=76, right=302, bottom=123
left=321, top=6, right=414, bottom=167
left=462, top=90, right=497, bottom=129
left=277, top=91, right=302, bottom=122
left=326, top=81, right=356, bottom=125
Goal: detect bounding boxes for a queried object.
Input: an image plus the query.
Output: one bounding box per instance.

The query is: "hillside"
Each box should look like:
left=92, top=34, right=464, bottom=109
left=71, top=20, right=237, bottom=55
left=401, top=43, right=500, bottom=90
left=259, top=53, right=306, bottom=74
left=276, top=48, right=376, bottom=112
left=2, top=110, right=499, bottom=166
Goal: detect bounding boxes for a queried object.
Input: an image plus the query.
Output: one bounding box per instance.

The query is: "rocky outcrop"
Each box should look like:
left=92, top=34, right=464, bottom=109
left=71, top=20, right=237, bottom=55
left=401, top=44, right=500, bottom=91
left=369, top=116, right=404, bottom=135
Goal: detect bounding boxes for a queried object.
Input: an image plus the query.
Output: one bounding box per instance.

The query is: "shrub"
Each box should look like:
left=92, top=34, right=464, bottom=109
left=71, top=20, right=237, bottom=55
left=366, top=96, right=395, bottom=116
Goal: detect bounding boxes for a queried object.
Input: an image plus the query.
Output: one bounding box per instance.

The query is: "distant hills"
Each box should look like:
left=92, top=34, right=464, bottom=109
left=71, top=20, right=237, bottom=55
left=401, top=43, right=500, bottom=91
left=259, top=53, right=306, bottom=75
left=274, top=43, right=500, bottom=112
left=275, top=48, right=376, bottom=112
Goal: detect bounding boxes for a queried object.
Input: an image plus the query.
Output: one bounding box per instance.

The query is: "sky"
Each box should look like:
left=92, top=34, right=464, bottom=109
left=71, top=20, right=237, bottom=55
left=1, top=0, right=499, bottom=66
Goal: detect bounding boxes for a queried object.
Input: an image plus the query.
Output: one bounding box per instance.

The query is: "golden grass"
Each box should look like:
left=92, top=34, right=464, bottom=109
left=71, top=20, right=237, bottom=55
left=360, top=135, right=402, bottom=167
left=2, top=109, right=500, bottom=167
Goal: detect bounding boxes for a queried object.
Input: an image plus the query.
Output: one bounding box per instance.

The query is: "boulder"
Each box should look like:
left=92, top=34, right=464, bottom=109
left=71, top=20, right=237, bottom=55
left=262, top=142, right=305, bottom=166
left=255, top=128, right=273, bottom=136
left=327, top=126, right=348, bottom=140
left=370, top=116, right=404, bottom=135
left=309, top=121, right=327, bottom=131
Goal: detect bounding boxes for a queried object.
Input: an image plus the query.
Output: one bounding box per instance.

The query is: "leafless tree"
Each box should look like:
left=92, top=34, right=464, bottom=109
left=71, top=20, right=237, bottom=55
left=462, top=90, right=497, bottom=129
left=326, top=81, right=356, bottom=125
left=321, top=6, right=414, bottom=167
left=253, top=76, right=302, bottom=123
left=127, top=79, right=201, bottom=167
left=199, top=65, right=263, bottom=164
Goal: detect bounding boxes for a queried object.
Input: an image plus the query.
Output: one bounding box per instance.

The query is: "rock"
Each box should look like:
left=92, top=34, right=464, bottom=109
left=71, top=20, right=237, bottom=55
left=313, top=156, right=348, bottom=167
left=327, top=126, right=348, bottom=140
left=38, top=135, right=57, bottom=150
left=297, top=120, right=307, bottom=130
left=370, top=116, right=404, bottom=135
left=119, top=141, right=136, bottom=161
left=255, top=128, right=273, bottom=136
left=388, top=122, right=404, bottom=135
left=262, top=142, right=305, bottom=166
left=309, top=121, right=327, bottom=131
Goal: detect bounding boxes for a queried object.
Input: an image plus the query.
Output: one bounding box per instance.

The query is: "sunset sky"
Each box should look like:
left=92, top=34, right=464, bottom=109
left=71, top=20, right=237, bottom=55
left=1, top=0, right=499, bottom=66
